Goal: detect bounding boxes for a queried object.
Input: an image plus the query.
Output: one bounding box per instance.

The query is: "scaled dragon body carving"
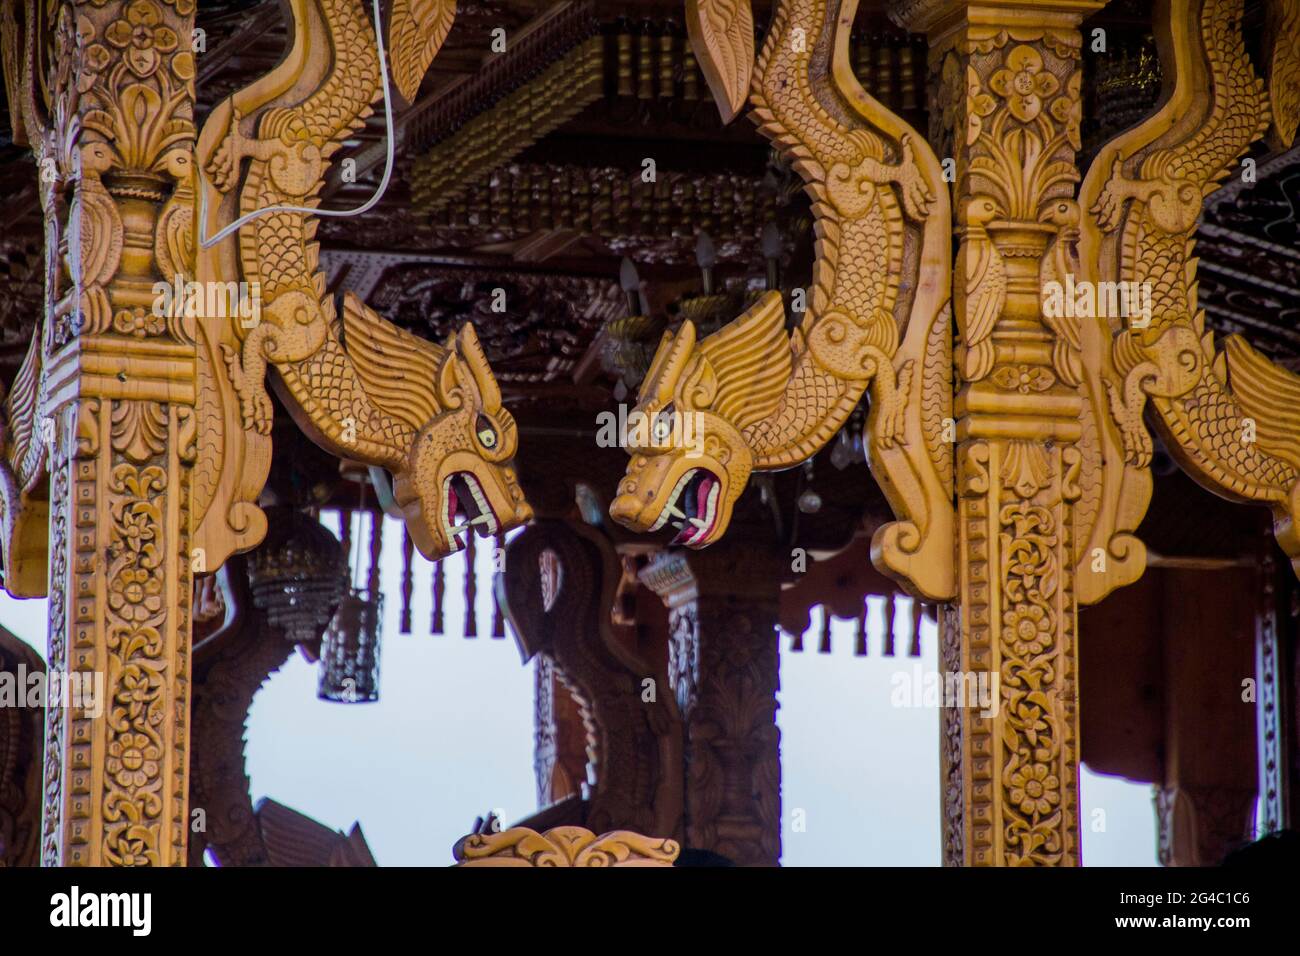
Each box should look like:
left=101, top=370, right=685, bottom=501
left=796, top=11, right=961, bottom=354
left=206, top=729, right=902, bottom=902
left=609, top=0, right=955, bottom=600
left=1080, top=0, right=1300, bottom=578
left=198, top=0, right=530, bottom=561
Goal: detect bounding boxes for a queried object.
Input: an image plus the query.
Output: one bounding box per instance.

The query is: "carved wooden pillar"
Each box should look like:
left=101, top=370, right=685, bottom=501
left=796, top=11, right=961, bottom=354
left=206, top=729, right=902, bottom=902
left=898, top=0, right=1102, bottom=866
left=37, top=0, right=199, bottom=866
left=1157, top=566, right=1258, bottom=865
left=640, top=545, right=782, bottom=867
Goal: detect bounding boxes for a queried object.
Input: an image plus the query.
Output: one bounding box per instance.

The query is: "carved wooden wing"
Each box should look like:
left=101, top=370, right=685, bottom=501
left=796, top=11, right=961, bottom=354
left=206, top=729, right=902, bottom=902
left=341, top=292, right=448, bottom=436
left=685, top=0, right=755, bottom=123
left=695, top=292, right=791, bottom=429
left=389, top=0, right=457, bottom=102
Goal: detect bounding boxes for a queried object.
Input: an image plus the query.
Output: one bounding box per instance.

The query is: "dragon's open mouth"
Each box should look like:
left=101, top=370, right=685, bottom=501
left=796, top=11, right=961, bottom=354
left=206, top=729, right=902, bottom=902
left=442, top=472, right=499, bottom=551
left=649, top=468, right=721, bottom=546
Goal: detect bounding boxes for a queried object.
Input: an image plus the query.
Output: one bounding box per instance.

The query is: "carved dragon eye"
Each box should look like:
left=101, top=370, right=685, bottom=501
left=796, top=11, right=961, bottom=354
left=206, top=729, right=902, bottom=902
left=652, top=405, right=675, bottom=442
left=476, top=414, right=498, bottom=449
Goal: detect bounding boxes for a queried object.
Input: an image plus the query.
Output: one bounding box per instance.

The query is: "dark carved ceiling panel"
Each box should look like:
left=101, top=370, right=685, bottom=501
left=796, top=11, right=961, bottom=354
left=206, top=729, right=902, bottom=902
left=1199, top=145, right=1300, bottom=371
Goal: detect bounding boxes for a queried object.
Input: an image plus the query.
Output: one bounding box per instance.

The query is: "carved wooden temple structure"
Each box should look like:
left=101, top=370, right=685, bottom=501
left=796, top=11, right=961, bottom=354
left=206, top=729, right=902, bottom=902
left=0, top=0, right=1297, bottom=868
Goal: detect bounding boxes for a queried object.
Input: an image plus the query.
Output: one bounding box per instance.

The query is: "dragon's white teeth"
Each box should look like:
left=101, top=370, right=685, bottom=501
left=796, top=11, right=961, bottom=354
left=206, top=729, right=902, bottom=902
left=651, top=469, right=697, bottom=531
left=685, top=478, right=720, bottom=546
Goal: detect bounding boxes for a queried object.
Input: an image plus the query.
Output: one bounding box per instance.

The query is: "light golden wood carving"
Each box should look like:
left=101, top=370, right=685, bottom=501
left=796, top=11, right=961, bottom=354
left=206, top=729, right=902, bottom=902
left=389, top=0, right=456, bottom=103
left=686, top=0, right=755, bottom=123
left=611, top=0, right=955, bottom=602
left=454, top=826, right=680, bottom=866
left=1078, top=0, right=1300, bottom=579
left=1264, top=0, right=1300, bottom=148
left=0, top=0, right=511, bottom=867
left=197, top=0, right=531, bottom=562
left=898, top=0, right=1105, bottom=867
left=0, top=0, right=202, bottom=866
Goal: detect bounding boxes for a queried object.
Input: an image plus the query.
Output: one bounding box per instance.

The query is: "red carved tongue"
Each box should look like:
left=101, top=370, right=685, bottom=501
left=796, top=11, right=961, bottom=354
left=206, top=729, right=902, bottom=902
left=448, top=485, right=458, bottom=525
left=694, top=474, right=714, bottom=522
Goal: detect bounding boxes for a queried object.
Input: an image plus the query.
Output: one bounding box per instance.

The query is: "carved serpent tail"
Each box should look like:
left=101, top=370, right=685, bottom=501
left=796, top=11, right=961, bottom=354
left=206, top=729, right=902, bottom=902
left=300, top=0, right=382, bottom=144
left=1164, top=0, right=1268, bottom=184
left=232, top=0, right=413, bottom=466
left=742, top=0, right=907, bottom=467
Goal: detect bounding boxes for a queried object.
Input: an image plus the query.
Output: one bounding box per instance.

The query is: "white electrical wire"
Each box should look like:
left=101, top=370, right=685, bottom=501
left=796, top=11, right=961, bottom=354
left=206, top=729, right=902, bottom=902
left=197, top=0, right=397, bottom=249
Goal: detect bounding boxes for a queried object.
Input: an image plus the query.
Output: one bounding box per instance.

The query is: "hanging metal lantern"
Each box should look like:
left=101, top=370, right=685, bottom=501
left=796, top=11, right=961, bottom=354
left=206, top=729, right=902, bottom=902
left=318, top=588, right=383, bottom=703
left=248, top=508, right=348, bottom=647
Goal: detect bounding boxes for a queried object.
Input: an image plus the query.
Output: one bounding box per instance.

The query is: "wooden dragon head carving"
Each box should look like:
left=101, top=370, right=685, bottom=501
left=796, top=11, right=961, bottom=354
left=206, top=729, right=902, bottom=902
left=609, top=293, right=789, bottom=548
left=342, top=294, right=533, bottom=559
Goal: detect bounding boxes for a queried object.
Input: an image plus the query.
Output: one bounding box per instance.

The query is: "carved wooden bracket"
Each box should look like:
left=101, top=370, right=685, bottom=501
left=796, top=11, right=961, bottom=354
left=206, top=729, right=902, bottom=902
left=612, top=0, right=955, bottom=604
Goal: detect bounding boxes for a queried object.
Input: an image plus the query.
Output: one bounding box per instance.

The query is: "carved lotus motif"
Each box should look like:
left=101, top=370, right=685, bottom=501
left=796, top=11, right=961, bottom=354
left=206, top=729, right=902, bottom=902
left=965, top=65, right=996, bottom=146
left=105, top=0, right=178, bottom=79
left=1051, top=71, right=1083, bottom=150
left=1007, top=762, right=1061, bottom=817
left=107, top=731, right=161, bottom=789
left=110, top=566, right=163, bottom=622
left=1003, top=602, right=1052, bottom=656
left=990, top=45, right=1059, bottom=123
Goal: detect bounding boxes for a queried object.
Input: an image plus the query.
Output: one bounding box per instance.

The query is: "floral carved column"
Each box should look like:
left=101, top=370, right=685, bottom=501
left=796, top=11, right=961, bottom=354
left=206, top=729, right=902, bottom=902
left=35, top=0, right=199, bottom=866
left=898, top=0, right=1102, bottom=866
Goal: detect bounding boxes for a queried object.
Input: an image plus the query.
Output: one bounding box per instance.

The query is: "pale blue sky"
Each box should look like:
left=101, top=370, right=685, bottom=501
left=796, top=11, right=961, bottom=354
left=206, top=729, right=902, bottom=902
left=1, top=513, right=1159, bottom=865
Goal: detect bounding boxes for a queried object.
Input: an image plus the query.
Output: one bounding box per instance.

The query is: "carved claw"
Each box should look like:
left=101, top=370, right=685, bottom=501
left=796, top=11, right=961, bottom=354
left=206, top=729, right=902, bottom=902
left=1092, top=156, right=1136, bottom=232
left=1091, top=156, right=1197, bottom=234
left=207, top=109, right=245, bottom=194
left=220, top=342, right=273, bottom=436
left=1103, top=376, right=1153, bottom=468
left=892, top=134, right=934, bottom=222
left=870, top=355, right=911, bottom=449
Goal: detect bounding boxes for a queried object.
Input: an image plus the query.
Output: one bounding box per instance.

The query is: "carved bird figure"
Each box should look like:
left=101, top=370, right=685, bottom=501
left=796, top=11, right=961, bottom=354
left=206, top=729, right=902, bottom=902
left=956, top=194, right=1005, bottom=382
left=155, top=149, right=196, bottom=287
left=66, top=141, right=123, bottom=331
left=1038, top=198, right=1083, bottom=386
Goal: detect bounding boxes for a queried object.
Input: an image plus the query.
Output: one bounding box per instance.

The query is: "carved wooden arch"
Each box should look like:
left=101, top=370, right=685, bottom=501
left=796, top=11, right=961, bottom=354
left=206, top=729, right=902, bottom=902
left=501, top=519, right=684, bottom=841
left=0, top=625, right=43, bottom=867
